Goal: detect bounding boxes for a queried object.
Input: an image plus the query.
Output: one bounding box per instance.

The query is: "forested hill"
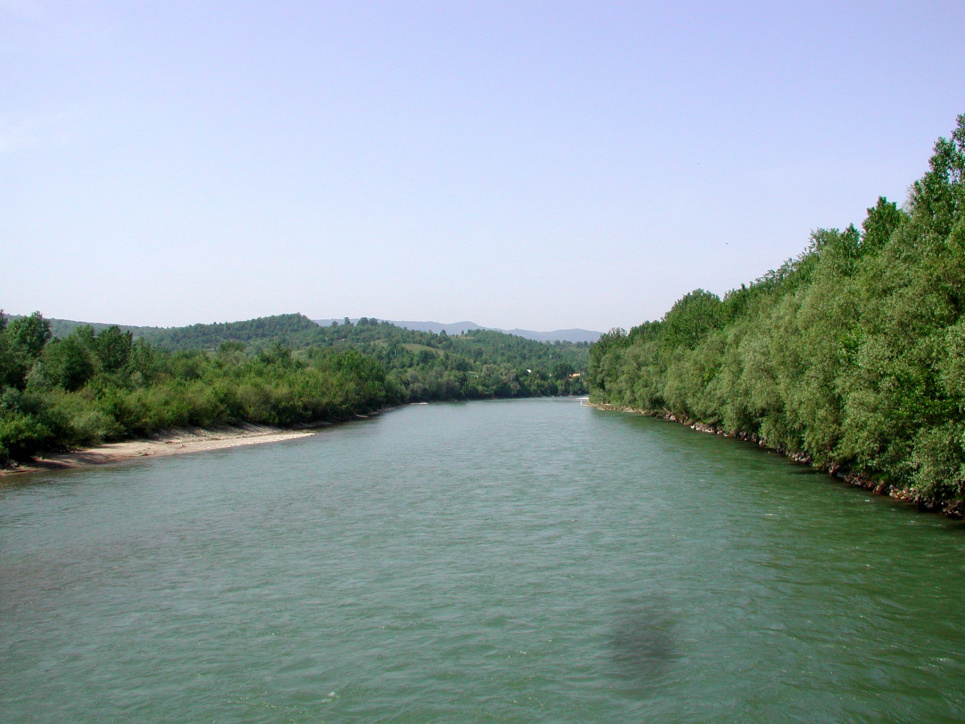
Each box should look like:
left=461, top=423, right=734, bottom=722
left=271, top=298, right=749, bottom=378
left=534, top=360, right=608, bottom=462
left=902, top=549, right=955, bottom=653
left=46, top=313, right=591, bottom=361
left=46, top=313, right=321, bottom=350
left=589, top=114, right=965, bottom=514
left=47, top=314, right=587, bottom=391
left=314, top=318, right=602, bottom=343
left=44, top=313, right=590, bottom=399
left=0, top=312, right=587, bottom=465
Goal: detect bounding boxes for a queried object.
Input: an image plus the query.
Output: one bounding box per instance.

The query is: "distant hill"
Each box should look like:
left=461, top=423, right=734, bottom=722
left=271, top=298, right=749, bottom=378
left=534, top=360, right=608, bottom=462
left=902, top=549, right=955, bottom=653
left=33, top=312, right=597, bottom=351
left=500, top=328, right=602, bottom=344
left=33, top=314, right=600, bottom=345
left=135, top=313, right=323, bottom=351
left=27, top=312, right=591, bottom=398
left=42, top=318, right=164, bottom=339
left=313, top=319, right=601, bottom=343
left=36, top=313, right=323, bottom=351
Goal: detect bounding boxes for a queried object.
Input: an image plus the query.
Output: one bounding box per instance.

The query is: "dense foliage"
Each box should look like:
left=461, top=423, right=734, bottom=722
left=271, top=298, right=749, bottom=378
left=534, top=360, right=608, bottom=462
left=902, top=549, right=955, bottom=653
left=0, top=318, right=396, bottom=463
left=310, top=319, right=588, bottom=401
left=48, top=312, right=589, bottom=401
left=0, top=314, right=587, bottom=464
left=590, top=114, right=965, bottom=510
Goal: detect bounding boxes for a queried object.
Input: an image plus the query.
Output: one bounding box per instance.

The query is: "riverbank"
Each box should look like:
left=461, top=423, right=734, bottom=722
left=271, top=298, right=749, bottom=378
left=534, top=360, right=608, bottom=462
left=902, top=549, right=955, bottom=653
left=0, top=424, right=322, bottom=477
left=586, top=400, right=965, bottom=518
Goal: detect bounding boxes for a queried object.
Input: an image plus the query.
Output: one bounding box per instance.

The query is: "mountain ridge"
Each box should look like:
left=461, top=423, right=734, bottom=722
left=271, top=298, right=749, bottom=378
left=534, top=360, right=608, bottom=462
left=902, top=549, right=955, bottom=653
left=312, top=319, right=601, bottom=343
left=10, top=313, right=601, bottom=345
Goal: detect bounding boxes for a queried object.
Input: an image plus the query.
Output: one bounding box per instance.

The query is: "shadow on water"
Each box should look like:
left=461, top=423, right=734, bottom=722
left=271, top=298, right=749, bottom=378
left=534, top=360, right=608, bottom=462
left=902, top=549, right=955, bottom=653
left=606, top=600, right=678, bottom=689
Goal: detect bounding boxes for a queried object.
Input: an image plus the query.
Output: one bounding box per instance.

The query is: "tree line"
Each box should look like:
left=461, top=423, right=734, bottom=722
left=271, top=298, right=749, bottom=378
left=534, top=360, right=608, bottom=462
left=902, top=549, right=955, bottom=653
left=589, top=114, right=965, bottom=512
left=0, top=314, right=588, bottom=465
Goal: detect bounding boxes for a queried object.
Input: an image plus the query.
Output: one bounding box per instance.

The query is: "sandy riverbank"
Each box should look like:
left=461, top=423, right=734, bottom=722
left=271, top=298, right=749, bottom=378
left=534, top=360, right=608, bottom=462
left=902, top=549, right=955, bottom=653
left=0, top=424, right=321, bottom=477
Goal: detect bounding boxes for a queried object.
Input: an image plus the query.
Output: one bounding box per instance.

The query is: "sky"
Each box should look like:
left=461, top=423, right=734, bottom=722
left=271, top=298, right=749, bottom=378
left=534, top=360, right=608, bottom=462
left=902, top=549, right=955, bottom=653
left=3, top=1, right=964, bottom=332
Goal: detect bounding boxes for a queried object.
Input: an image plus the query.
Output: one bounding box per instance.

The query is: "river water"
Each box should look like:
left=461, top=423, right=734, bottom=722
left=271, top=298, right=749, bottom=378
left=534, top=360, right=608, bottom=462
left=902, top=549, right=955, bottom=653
left=2, top=398, right=965, bottom=722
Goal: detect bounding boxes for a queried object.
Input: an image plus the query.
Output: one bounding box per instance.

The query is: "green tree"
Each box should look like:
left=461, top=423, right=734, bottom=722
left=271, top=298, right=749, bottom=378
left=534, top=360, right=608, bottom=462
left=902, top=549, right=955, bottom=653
left=909, top=114, right=965, bottom=236
left=42, top=336, right=97, bottom=391
left=96, top=326, right=134, bottom=373
left=7, top=312, right=52, bottom=359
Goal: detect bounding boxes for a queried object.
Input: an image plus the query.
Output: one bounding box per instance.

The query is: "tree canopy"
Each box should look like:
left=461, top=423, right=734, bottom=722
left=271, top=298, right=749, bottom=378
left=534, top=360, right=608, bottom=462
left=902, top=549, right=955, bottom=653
left=589, top=113, right=965, bottom=513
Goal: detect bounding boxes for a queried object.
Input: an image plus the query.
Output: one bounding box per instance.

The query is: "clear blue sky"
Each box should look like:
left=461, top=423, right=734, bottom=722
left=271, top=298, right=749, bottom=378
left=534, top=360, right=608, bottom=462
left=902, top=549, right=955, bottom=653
left=3, top=1, right=964, bottom=331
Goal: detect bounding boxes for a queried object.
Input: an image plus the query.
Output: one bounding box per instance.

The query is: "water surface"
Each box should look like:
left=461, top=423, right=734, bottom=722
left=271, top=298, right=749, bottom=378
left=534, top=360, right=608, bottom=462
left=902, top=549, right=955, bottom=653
left=3, top=399, right=964, bottom=722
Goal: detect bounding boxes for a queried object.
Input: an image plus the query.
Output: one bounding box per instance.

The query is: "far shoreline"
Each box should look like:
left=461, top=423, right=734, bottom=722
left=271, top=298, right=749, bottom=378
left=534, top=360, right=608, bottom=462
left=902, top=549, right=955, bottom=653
left=0, top=404, right=416, bottom=479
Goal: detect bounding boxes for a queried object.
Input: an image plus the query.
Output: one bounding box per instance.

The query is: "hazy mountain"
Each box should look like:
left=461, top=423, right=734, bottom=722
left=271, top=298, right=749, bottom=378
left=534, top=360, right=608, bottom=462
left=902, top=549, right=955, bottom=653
left=499, top=328, right=602, bottom=343
left=25, top=313, right=601, bottom=345
left=312, top=319, right=601, bottom=343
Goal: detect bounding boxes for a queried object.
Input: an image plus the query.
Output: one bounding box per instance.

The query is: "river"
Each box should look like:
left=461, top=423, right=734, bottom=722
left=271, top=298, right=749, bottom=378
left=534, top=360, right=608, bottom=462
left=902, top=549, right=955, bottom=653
left=3, top=398, right=965, bottom=722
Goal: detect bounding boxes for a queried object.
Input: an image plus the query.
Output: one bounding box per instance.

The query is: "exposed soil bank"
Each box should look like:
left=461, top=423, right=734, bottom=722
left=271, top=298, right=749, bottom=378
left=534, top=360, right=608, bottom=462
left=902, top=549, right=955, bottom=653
left=0, top=405, right=412, bottom=479
left=0, top=423, right=322, bottom=477
left=587, top=401, right=965, bottom=519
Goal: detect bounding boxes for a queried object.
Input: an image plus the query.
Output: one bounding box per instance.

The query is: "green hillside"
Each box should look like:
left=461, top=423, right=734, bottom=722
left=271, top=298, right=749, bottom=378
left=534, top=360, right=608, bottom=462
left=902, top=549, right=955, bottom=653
left=0, top=311, right=587, bottom=465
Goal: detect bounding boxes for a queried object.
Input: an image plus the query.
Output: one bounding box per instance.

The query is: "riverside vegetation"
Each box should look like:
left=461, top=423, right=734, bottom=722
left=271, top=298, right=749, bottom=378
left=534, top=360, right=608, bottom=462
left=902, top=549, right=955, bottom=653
left=589, top=114, right=965, bottom=514
left=0, top=314, right=588, bottom=466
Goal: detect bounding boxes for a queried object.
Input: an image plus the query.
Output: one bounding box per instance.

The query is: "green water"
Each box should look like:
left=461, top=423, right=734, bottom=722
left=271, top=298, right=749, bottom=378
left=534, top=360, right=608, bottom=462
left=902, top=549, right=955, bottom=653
left=2, top=398, right=965, bottom=722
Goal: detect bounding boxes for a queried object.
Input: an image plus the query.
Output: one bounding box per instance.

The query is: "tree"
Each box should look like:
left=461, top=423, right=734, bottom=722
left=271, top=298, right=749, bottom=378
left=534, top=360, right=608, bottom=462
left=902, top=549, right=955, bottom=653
left=661, top=290, right=723, bottom=350
left=7, top=312, right=51, bottom=359
left=909, top=113, right=965, bottom=236
left=861, top=197, right=905, bottom=253
left=95, top=326, right=134, bottom=373
left=42, top=336, right=96, bottom=391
